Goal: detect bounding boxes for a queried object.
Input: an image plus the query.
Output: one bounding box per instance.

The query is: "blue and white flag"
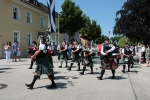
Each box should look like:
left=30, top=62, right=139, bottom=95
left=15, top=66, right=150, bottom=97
left=47, top=0, right=56, bottom=33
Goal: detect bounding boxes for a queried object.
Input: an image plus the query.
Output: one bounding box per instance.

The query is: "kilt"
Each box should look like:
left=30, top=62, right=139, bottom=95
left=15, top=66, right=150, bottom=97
left=101, top=56, right=118, bottom=70
left=123, top=57, right=132, bottom=64
left=83, top=57, right=93, bottom=67
left=36, top=56, right=54, bottom=76
left=61, top=51, right=68, bottom=60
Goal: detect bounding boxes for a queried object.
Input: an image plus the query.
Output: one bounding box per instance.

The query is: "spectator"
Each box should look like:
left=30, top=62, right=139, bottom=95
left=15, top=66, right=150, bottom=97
left=146, top=44, right=150, bottom=67
left=57, top=44, right=61, bottom=60
left=141, top=42, right=146, bottom=63
left=4, top=41, right=12, bottom=62
left=12, top=41, right=18, bottom=62
left=17, top=42, right=21, bottom=61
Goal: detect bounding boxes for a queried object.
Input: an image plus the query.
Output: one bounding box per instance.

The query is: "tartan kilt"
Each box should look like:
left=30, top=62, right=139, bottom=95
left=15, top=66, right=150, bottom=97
left=36, top=56, right=54, bottom=76
left=101, top=57, right=118, bottom=70
left=61, top=52, right=68, bottom=60
left=123, top=57, right=132, bottom=64
left=83, top=57, right=93, bottom=67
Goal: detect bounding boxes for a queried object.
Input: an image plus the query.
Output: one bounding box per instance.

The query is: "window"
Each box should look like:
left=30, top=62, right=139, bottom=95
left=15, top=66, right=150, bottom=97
left=40, top=16, right=45, bottom=27
left=13, top=31, right=20, bottom=43
left=12, top=5, right=20, bottom=20
left=27, top=11, right=32, bottom=23
left=33, top=0, right=37, bottom=5
left=27, top=33, right=32, bottom=45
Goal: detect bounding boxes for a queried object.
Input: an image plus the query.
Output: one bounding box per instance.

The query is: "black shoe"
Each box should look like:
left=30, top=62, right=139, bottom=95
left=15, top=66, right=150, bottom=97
left=127, top=70, right=130, bottom=72
left=76, top=69, right=80, bottom=71
left=28, top=67, right=32, bottom=69
left=79, top=72, right=84, bottom=75
left=111, top=76, right=115, bottom=79
left=91, top=71, right=93, bottom=74
left=58, top=66, right=62, bottom=68
left=97, top=76, right=102, bottom=80
left=25, top=83, right=33, bottom=89
left=67, top=68, right=71, bottom=71
left=47, top=84, right=56, bottom=89
left=122, top=70, right=125, bottom=73
left=65, top=66, right=68, bottom=68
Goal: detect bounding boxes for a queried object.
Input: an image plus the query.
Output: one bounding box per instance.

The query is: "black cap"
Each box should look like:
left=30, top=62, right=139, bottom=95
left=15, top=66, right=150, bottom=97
left=104, top=37, right=109, bottom=41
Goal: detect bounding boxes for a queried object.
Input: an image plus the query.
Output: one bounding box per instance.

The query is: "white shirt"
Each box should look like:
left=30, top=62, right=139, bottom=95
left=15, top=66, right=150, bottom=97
left=57, top=44, right=60, bottom=50
left=39, top=44, right=46, bottom=50
left=141, top=46, right=146, bottom=52
left=101, top=44, right=115, bottom=55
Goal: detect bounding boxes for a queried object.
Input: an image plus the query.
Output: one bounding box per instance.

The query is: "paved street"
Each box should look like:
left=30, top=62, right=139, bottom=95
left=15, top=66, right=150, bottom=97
left=0, top=56, right=150, bottom=100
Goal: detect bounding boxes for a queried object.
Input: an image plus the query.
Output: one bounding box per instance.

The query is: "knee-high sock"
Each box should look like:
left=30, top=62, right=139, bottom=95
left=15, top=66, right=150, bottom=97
left=82, top=66, right=86, bottom=74
left=30, top=75, right=39, bottom=86
left=78, top=63, right=80, bottom=70
left=100, top=69, right=105, bottom=78
left=65, top=60, right=68, bottom=67
left=48, top=74, right=56, bottom=85
left=60, top=60, right=63, bottom=66
left=90, top=67, right=93, bottom=73
left=128, top=65, right=130, bottom=71
left=30, top=60, right=34, bottom=68
left=123, top=65, right=126, bottom=71
left=111, top=70, right=115, bottom=77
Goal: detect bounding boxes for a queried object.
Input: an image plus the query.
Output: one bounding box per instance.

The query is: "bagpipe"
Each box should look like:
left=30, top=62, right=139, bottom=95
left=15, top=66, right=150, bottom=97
left=71, top=45, right=77, bottom=59
left=28, top=46, right=38, bottom=56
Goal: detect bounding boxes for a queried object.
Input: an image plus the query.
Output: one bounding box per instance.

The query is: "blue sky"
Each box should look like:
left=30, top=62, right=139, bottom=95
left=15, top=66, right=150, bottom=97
left=38, top=0, right=126, bottom=37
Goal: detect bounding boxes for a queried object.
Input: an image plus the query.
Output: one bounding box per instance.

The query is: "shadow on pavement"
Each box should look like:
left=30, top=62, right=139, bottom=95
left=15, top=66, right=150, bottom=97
left=104, top=75, right=127, bottom=80
left=0, top=68, right=13, bottom=73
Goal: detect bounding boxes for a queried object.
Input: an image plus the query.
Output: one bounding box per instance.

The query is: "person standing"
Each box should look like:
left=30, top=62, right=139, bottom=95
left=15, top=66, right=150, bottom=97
left=141, top=42, right=146, bottom=63
left=57, top=44, right=61, bottom=60
left=17, top=42, right=21, bottom=61
left=97, top=38, right=117, bottom=80
left=146, top=44, right=150, bottom=67
left=4, top=41, right=12, bottom=62
left=12, top=41, right=18, bottom=62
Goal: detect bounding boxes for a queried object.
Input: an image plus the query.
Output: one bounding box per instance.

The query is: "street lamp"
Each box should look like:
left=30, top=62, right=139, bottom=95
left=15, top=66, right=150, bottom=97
left=58, top=10, right=62, bottom=45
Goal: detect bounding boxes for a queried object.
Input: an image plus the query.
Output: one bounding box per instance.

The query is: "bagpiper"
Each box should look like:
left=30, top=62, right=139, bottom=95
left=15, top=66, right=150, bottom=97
left=97, top=38, right=118, bottom=80
left=79, top=43, right=94, bottom=75
left=58, top=41, right=68, bottom=68
left=67, top=40, right=81, bottom=71
left=25, top=32, right=56, bottom=89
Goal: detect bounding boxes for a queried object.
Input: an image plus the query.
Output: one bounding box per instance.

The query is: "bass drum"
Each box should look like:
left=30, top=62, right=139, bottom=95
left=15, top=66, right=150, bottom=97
left=97, top=44, right=102, bottom=56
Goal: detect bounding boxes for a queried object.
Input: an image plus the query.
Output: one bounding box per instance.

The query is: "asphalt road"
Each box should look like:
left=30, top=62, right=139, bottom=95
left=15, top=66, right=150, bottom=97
left=0, top=56, right=150, bottom=100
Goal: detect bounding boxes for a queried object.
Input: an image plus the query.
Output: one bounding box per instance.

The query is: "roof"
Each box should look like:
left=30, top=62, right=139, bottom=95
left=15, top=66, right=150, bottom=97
left=20, top=0, right=58, bottom=17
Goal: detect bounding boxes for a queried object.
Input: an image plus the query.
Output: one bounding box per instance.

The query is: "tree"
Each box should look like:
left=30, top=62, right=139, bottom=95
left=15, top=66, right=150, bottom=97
left=95, top=35, right=108, bottom=44
left=118, top=37, right=127, bottom=47
left=59, top=0, right=85, bottom=38
left=80, top=16, right=102, bottom=41
left=113, top=0, right=150, bottom=45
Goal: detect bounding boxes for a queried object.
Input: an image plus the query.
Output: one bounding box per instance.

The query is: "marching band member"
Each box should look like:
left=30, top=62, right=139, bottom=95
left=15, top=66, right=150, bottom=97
left=97, top=38, right=117, bottom=80
left=28, top=41, right=38, bottom=69
left=80, top=43, right=86, bottom=65
left=58, top=41, right=68, bottom=68
left=122, top=43, right=133, bottom=73
left=25, top=35, right=56, bottom=89
left=79, top=43, right=94, bottom=75
left=67, top=41, right=81, bottom=71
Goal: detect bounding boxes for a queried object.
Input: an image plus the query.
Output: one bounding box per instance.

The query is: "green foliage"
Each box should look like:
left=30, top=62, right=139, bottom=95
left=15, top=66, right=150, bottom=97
left=95, top=35, right=108, bottom=44
left=113, top=0, right=150, bottom=45
left=80, top=16, right=102, bottom=41
left=59, top=0, right=85, bottom=37
left=118, top=37, right=127, bottom=47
